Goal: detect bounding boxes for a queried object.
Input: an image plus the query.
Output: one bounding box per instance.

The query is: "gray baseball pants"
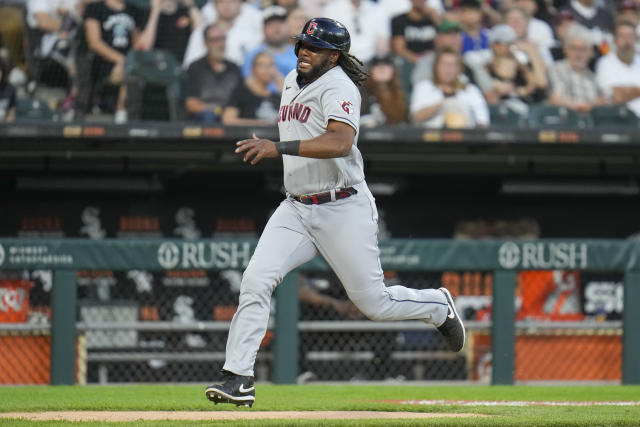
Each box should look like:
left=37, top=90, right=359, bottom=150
left=223, top=181, right=448, bottom=376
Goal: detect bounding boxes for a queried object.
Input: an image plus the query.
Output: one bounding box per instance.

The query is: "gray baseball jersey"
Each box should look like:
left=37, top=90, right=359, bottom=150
left=278, top=66, right=364, bottom=196
left=222, top=64, right=450, bottom=378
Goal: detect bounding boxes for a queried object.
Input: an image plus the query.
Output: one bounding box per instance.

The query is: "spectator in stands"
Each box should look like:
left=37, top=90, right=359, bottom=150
left=0, top=56, right=16, bottom=122
left=458, top=0, right=490, bottom=54
left=504, top=7, right=553, bottom=65
left=550, top=9, right=577, bottom=62
left=26, top=0, right=81, bottom=112
left=548, top=23, right=606, bottom=111
left=0, top=4, right=25, bottom=73
left=377, top=0, right=447, bottom=21
left=185, top=22, right=242, bottom=124
left=322, top=0, right=391, bottom=63
left=298, top=0, right=330, bottom=18
left=136, top=0, right=203, bottom=64
left=481, top=24, right=547, bottom=104
left=514, top=0, right=555, bottom=53
left=222, top=51, right=281, bottom=125
left=84, top=0, right=148, bottom=122
left=410, top=48, right=489, bottom=128
left=391, top=0, right=442, bottom=64
left=596, top=19, right=640, bottom=118
left=183, top=0, right=263, bottom=68
left=617, top=1, right=640, bottom=52
left=285, top=7, right=309, bottom=42
left=412, top=20, right=482, bottom=87
left=242, top=6, right=295, bottom=93
left=560, top=0, right=613, bottom=53
left=360, top=55, right=408, bottom=127
left=264, top=0, right=299, bottom=12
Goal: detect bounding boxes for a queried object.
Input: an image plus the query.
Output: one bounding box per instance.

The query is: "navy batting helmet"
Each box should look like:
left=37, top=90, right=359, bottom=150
left=293, top=18, right=351, bottom=56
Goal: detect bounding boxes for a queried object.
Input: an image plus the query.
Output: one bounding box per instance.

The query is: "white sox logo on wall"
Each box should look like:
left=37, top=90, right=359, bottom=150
left=0, top=244, right=4, bottom=266
left=340, top=100, right=354, bottom=115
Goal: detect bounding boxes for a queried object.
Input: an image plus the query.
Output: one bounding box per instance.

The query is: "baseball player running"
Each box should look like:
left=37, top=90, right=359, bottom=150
left=206, top=18, right=465, bottom=407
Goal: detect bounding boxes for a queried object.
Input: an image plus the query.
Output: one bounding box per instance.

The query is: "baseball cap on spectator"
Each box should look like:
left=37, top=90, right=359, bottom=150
left=489, top=24, right=517, bottom=44
left=618, top=0, right=638, bottom=12
left=263, top=5, right=288, bottom=24
left=437, top=20, right=462, bottom=33
left=554, top=9, right=575, bottom=26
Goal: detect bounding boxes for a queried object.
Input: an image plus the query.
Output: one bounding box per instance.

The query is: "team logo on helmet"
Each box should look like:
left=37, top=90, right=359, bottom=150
left=306, top=21, right=318, bottom=35
left=340, top=100, right=354, bottom=115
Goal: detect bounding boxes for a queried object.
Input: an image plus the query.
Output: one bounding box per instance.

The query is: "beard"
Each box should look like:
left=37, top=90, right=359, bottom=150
left=618, top=47, right=635, bottom=64
left=297, top=57, right=335, bottom=85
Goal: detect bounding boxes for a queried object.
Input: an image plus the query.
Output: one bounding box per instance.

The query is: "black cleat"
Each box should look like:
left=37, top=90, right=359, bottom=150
left=437, top=287, right=466, bottom=352
left=205, top=370, right=255, bottom=407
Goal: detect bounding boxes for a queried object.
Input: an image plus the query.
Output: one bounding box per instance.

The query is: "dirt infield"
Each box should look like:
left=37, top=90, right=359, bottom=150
left=0, top=411, right=486, bottom=421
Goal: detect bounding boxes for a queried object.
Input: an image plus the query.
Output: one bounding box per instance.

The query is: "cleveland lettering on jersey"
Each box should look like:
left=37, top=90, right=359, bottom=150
left=278, top=103, right=312, bottom=124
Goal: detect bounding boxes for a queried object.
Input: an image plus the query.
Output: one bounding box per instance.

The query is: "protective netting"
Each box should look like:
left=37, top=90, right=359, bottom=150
left=298, top=271, right=473, bottom=382
left=0, top=267, right=624, bottom=384
left=513, top=270, right=623, bottom=382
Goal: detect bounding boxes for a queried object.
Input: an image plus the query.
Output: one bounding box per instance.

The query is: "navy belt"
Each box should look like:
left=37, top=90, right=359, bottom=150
left=292, top=187, right=357, bottom=205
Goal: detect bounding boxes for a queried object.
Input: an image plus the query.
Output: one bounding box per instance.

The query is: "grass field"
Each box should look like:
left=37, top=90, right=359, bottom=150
left=0, top=384, right=639, bottom=426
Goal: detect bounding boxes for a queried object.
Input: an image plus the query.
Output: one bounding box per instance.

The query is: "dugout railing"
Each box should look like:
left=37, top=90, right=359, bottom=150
left=0, top=238, right=638, bottom=385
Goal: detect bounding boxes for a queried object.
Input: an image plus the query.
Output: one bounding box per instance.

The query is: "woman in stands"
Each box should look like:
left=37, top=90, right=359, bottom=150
left=0, top=56, right=16, bottom=122
left=410, top=48, right=489, bottom=128
left=482, top=23, right=548, bottom=105
left=222, top=51, right=281, bottom=126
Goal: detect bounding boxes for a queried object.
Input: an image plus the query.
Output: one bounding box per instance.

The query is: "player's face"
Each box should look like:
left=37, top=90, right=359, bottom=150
left=296, top=42, right=339, bottom=83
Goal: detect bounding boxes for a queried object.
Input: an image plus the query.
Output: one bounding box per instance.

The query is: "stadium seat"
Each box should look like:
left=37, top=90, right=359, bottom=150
left=124, top=49, right=184, bottom=121
left=589, top=105, right=640, bottom=129
left=528, top=104, right=592, bottom=128
left=16, top=97, right=56, bottom=121
left=488, top=103, right=528, bottom=128
left=391, top=55, right=415, bottom=104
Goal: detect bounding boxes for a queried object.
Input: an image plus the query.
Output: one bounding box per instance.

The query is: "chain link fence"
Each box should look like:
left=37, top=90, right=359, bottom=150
left=513, top=270, right=623, bottom=382
left=298, top=271, right=472, bottom=383
left=0, top=266, right=625, bottom=385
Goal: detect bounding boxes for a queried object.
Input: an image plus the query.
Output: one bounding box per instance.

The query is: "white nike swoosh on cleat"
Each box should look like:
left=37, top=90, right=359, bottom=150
left=239, top=384, right=255, bottom=393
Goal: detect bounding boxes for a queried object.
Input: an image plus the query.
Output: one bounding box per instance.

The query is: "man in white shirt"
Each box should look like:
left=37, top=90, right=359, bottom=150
left=27, top=0, right=79, bottom=58
left=321, top=0, right=390, bottom=63
left=596, top=19, right=640, bottom=117
left=183, top=0, right=263, bottom=67
left=515, top=0, right=555, bottom=52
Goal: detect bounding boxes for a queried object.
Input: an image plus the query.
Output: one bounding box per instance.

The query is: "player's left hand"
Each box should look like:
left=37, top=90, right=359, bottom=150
left=235, top=133, right=278, bottom=165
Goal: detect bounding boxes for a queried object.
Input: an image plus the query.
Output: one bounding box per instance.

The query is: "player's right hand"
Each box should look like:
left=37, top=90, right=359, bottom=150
left=235, top=133, right=279, bottom=165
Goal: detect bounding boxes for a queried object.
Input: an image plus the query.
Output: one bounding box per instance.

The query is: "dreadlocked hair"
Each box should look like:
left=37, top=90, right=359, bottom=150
left=338, top=52, right=368, bottom=87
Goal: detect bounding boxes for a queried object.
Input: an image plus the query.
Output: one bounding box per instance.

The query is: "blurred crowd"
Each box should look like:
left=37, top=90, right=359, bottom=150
left=0, top=0, right=640, bottom=127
